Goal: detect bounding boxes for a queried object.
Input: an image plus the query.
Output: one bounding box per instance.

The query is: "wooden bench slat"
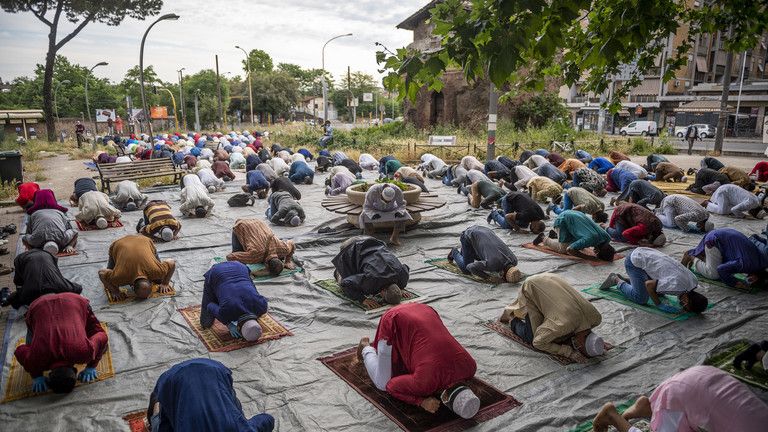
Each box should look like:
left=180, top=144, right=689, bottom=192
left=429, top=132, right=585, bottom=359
left=97, top=157, right=179, bottom=192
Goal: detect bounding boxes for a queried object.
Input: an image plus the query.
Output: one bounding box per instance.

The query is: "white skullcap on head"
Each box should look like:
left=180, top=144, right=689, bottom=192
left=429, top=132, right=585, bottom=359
left=681, top=176, right=688, bottom=183
left=160, top=227, right=174, bottom=242
left=95, top=217, right=108, bottom=229
left=703, top=220, right=714, bottom=232
left=43, top=241, right=59, bottom=255
left=240, top=319, right=263, bottom=341
left=207, top=185, right=216, bottom=193
left=448, top=387, right=480, bottom=419
left=584, top=332, right=605, bottom=357
left=381, top=186, right=396, bottom=201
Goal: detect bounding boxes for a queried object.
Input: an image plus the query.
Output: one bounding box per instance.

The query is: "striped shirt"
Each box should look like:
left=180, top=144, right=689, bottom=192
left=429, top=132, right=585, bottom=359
left=658, top=194, right=708, bottom=229
left=141, top=200, right=180, bottom=237
left=227, top=219, right=294, bottom=264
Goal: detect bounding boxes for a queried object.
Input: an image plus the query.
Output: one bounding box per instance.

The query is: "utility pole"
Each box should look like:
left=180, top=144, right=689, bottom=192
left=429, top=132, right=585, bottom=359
left=734, top=51, right=747, bottom=137
left=215, top=54, right=224, bottom=128
left=714, top=27, right=734, bottom=155
left=194, top=90, right=201, bottom=131
left=348, top=66, right=356, bottom=124
left=177, top=68, right=186, bottom=131
left=487, top=83, right=499, bottom=160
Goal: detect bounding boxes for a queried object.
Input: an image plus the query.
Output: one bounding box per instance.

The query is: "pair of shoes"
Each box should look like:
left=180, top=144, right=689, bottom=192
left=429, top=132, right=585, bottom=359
left=1, top=224, right=16, bottom=235
left=599, top=273, right=621, bottom=290
left=533, top=233, right=546, bottom=246
left=0, top=247, right=8, bottom=255
left=487, top=211, right=495, bottom=225
left=548, top=229, right=558, bottom=239
left=0, top=264, right=13, bottom=276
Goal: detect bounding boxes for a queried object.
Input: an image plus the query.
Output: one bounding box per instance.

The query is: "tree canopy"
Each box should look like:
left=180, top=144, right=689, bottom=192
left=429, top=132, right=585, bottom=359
left=377, top=0, right=768, bottom=110
left=243, top=48, right=274, bottom=74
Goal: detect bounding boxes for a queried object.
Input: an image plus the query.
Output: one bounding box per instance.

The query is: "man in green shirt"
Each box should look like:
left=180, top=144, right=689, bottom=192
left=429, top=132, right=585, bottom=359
left=534, top=210, right=615, bottom=261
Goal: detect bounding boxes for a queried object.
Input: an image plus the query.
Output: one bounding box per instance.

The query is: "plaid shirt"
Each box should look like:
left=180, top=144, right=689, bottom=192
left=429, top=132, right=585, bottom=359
left=658, top=194, right=708, bottom=229
left=227, top=219, right=294, bottom=264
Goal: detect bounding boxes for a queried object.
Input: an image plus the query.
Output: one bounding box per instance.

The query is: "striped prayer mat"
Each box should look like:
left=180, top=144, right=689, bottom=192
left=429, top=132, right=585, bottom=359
left=178, top=305, right=292, bottom=352
left=582, top=284, right=712, bottom=321
left=2, top=323, right=115, bottom=403
left=483, top=320, right=614, bottom=365
left=425, top=258, right=502, bottom=284
left=318, top=347, right=521, bottom=432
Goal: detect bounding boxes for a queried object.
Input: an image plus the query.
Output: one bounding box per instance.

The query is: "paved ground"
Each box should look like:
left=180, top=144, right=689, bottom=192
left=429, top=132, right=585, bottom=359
left=670, top=137, right=766, bottom=155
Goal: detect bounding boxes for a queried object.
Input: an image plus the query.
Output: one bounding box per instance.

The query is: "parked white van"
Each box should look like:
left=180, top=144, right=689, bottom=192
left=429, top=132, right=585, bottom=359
left=619, top=121, right=658, bottom=136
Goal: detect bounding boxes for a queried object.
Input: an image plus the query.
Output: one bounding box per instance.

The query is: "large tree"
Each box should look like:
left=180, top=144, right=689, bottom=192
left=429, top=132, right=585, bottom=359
left=277, top=62, right=333, bottom=96
left=242, top=49, right=273, bottom=74
left=378, top=0, right=768, bottom=152
left=0, top=0, right=163, bottom=141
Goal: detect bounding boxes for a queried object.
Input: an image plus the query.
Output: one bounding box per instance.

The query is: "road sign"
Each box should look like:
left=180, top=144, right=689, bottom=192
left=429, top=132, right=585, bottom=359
left=362, top=93, right=373, bottom=102
left=348, top=97, right=359, bottom=107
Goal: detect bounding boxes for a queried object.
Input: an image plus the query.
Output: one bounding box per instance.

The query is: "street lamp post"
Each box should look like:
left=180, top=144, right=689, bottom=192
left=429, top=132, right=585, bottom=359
left=235, top=45, right=255, bottom=126
left=54, top=79, right=70, bottom=122
left=85, top=62, right=108, bottom=139
left=194, top=90, right=201, bottom=131
left=140, top=13, right=180, bottom=137
left=177, top=68, right=186, bottom=131
left=158, top=88, right=179, bottom=130
left=321, top=33, right=352, bottom=123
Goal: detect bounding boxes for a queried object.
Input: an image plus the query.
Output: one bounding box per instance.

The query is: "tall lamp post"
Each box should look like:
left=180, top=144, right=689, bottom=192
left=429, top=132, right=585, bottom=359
left=322, top=33, right=352, bottom=123
left=235, top=45, right=255, bottom=126
left=140, top=13, right=180, bottom=137
left=85, top=62, right=108, bottom=137
left=54, top=79, right=71, bottom=122
left=177, top=68, right=186, bottom=131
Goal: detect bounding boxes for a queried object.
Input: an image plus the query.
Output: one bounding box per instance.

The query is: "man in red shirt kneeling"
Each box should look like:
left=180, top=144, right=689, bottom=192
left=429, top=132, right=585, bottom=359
left=357, top=303, right=480, bottom=418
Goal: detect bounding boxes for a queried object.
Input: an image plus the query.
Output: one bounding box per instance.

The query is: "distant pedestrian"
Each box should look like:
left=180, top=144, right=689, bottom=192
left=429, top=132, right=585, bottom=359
left=115, top=115, right=124, bottom=135
left=685, top=124, right=699, bottom=155
left=75, top=121, right=85, bottom=148
left=107, top=116, right=114, bottom=135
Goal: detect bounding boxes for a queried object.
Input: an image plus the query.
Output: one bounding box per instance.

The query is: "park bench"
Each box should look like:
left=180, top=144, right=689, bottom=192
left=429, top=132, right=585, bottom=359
left=427, top=135, right=457, bottom=146
left=96, top=157, right=182, bottom=193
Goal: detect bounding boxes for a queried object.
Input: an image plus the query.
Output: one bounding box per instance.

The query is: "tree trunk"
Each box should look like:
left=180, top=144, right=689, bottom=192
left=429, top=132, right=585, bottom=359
left=714, top=30, right=735, bottom=155
left=43, top=31, right=58, bottom=142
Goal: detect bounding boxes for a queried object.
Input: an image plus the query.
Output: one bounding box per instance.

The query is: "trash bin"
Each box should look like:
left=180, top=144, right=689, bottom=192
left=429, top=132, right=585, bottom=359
left=0, top=150, right=23, bottom=184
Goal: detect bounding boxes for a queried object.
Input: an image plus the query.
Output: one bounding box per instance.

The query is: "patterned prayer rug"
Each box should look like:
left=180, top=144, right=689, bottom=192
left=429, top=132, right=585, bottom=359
left=424, top=258, right=505, bottom=285
left=483, top=320, right=614, bottom=365
left=2, top=323, right=115, bottom=403
left=75, top=219, right=124, bottom=231
left=314, top=279, right=427, bottom=315
left=703, top=340, right=768, bottom=391
left=122, top=410, right=149, bottom=432
left=521, top=243, right=624, bottom=266
left=212, top=256, right=303, bottom=281
left=105, top=283, right=176, bottom=305
left=178, top=305, right=292, bottom=352
left=692, top=270, right=760, bottom=294
left=318, top=347, right=522, bottom=432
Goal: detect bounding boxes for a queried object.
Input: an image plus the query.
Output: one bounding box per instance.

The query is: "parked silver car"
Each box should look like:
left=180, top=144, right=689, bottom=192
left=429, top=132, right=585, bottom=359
left=674, top=123, right=716, bottom=139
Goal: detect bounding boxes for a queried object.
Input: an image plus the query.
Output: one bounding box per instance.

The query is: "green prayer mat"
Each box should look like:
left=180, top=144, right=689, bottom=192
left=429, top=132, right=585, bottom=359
left=568, top=400, right=638, bottom=432
left=704, top=340, right=768, bottom=391
left=582, top=284, right=711, bottom=321
left=212, top=257, right=303, bottom=281
left=424, top=258, right=505, bottom=285
left=314, top=279, right=426, bottom=315
left=691, top=270, right=759, bottom=294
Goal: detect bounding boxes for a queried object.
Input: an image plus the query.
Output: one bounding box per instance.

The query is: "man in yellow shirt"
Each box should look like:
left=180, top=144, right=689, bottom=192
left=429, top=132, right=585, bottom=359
left=499, top=273, right=605, bottom=361
left=99, top=235, right=176, bottom=301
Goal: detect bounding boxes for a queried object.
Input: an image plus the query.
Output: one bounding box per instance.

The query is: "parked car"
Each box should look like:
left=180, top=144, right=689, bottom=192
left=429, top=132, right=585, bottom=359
left=674, top=123, right=716, bottom=139
left=619, top=121, right=658, bottom=136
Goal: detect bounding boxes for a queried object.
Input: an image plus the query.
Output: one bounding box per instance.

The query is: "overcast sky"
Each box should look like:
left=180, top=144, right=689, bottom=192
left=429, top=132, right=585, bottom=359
left=0, top=0, right=424, bottom=85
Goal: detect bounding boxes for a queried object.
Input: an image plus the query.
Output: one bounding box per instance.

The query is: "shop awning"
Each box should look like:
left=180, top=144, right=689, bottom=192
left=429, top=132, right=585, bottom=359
left=630, top=79, right=660, bottom=96
left=673, top=100, right=733, bottom=112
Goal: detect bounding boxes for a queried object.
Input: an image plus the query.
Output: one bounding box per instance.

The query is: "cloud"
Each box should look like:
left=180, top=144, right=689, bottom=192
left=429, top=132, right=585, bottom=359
left=0, top=0, right=425, bottom=87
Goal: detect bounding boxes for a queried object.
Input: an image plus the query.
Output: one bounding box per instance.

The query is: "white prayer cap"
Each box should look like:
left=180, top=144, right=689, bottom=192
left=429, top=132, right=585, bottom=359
left=447, top=387, right=480, bottom=419
left=381, top=186, right=396, bottom=202
left=160, top=227, right=174, bottom=242
left=207, top=185, right=216, bottom=193
left=584, top=332, right=605, bottom=357
left=43, top=241, right=59, bottom=255
left=241, top=319, right=263, bottom=341
left=703, top=220, right=714, bottom=232
left=95, top=217, right=108, bottom=229
left=681, top=176, right=688, bottom=183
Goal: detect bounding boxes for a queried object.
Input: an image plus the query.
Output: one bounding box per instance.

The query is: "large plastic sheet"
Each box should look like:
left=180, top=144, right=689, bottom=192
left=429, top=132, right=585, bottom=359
left=1, top=169, right=767, bottom=431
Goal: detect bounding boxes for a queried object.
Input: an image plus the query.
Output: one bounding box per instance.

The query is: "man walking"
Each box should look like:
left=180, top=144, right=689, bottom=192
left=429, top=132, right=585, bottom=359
left=685, top=124, right=699, bottom=155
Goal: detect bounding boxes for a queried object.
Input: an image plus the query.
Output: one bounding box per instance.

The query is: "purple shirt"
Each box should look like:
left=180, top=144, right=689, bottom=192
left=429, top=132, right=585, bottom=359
left=689, top=228, right=768, bottom=286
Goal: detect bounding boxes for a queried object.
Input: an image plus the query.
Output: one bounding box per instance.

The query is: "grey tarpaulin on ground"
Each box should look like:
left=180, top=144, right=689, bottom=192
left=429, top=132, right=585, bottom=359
left=1, top=167, right=767, bottom=431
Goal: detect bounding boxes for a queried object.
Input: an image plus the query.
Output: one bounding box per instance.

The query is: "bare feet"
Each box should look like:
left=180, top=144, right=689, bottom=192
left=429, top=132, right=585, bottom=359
left=592, top=402, right=618, bottom=432
left=362, top=298, right=379, bottom=309
left=283, top=259, right=296, bottom=270
left=63, top=246, right=75, bottom=254
left=420, top=396, right=441, bottom=414
left=622, top=396, right=651, bottom=421
left=158, top=284, right=172, bottom=294
left=356, top=337, right=370, bottom=362
left=681, top=251, right=694, bottom=268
